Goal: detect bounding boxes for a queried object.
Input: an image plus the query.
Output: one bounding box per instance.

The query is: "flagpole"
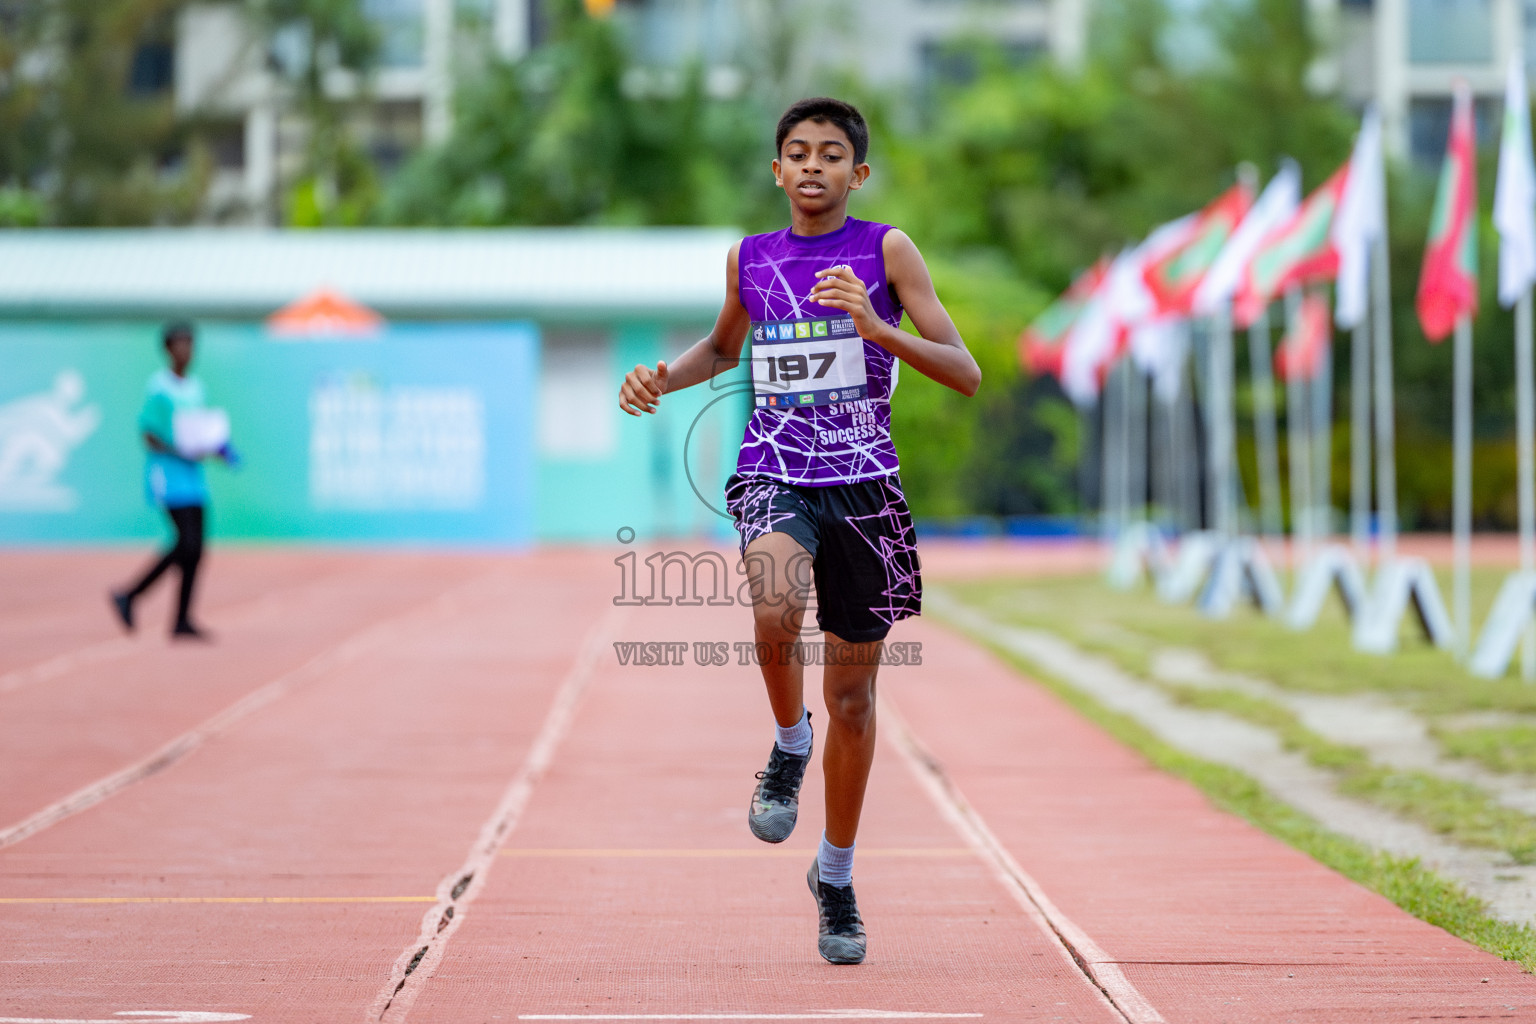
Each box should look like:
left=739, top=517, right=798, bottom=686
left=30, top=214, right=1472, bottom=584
left=1286, top=288, right=1313, bottom=565
left=1117, top=359, right=1133, bottom=532
left=1249, top=308, right=1285, bottom=538
left=1372, top=233, right=1400, bottom=562
left=1350, top=324, right=1373, bottom=555
left=1518, top=289, right=1535, bottom=678
left=1079, top=402, right=1098, bottom=535
left=1129, top=365, right=1148, bottom=525
left=1178, top=350, right=1201, bottom=531
left=1453, top=313, right=1474, bottom=657
left=1101, top=372, right=1119, bottom=540
left=1211, top=303, right=1237, bottom=536
left=1313, top=333, right=1334, bottom=544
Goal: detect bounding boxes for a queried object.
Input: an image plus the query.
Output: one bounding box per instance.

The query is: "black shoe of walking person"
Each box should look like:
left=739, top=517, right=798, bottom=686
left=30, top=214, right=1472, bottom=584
left=807, top=857, right=867, bottom=964
left=171, top=621, right=211, bottom=642
left=109, top=591, right=134, bottom=632
left=748, top=714, right=813, bottom=843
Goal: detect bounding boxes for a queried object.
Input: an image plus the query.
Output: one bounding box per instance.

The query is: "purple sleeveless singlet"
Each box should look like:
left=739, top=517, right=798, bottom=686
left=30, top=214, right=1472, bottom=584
left=735, top=218, right=903, bottom=486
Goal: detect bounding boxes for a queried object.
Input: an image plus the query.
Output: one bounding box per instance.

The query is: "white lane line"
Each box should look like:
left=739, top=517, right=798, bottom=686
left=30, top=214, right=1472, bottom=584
left=0, top=1014, right=250, bottom=1023
left=879, top=695, right=1166, bottom=1024
left=0, top=574, right=498, bottom=851
left=369, top=605, right=628, bottom=1024
left=518, top=1014, right=983, bottom=1021
left=0, top=635, right=136, bottom=696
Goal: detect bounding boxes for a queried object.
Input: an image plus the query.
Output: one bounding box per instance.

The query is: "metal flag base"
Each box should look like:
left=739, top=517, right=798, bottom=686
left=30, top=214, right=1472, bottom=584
left=1197, top=537, right=1286, bottom=620
left=1287, top=544, right=1369, bottom=630
left=1157, top=531, right=1224, bottom=604
left=1107, top=522, right=1169, bottom=590
left=1470, top=570, right=1536, bottom=679
left=1352, top=557, right=1457, bottom=654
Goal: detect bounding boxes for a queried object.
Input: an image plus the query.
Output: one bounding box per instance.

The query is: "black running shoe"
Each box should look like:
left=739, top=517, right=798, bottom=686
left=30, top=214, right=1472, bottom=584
left=807, top=857, right=866, bottom=964
left=747, top=715, right=812, bottom=843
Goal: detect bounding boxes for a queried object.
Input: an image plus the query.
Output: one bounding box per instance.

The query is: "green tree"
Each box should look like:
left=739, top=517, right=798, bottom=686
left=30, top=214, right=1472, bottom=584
left=376, top=0, right=779, bottom=228
left=245, top=0, right=380, bottom=225
left=0, top=0, right=209, bottom=226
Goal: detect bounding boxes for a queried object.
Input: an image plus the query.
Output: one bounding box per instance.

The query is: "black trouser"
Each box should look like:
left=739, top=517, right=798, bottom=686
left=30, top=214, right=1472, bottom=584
left=126, top=504, right=204, bottom=629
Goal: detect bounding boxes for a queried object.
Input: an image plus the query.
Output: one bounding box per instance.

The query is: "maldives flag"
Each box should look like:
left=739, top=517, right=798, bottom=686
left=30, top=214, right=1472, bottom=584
left=1417, top=80, right=1480, bottom=342
left=1143, top=182, right=1253, bottom=316
left=1233, top=165, right=1349, bottom=327
left=1019, top=260, right=1109, bottom=377
left=1274, top=290, right=1332, bottom=381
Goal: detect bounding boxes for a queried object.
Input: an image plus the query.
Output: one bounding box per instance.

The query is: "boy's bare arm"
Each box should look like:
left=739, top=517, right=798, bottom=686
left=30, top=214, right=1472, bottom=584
left=620, top=243, right=752, bottom=416
left=808, top=230, right=981, bottom=398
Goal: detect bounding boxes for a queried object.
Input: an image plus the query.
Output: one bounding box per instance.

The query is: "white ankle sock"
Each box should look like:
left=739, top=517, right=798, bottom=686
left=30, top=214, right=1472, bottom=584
left=775, top=707, right=812, bottom=756
left=817, top=831, right=855, bottom=888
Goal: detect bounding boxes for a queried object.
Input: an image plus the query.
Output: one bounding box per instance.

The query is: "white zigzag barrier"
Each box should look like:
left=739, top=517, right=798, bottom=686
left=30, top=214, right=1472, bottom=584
left=1286, top=544, right=1369, bottom=630
left=1106, top=522, right=1170, bottom=591
left=1470, top=570, right=1536, bottom=678
left=1197, top=536, right=1286, bottom=620
left=1352, top=557, right=1456, bottom=654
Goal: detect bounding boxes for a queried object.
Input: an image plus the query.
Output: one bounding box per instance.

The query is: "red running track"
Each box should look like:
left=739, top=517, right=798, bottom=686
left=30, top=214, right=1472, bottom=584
left=0, top=545, right=1531, bottom=1024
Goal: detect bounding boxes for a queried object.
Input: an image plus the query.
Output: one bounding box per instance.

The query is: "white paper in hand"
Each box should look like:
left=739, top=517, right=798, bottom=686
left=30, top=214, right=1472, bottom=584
left=173, top=408, right=230, bottom=459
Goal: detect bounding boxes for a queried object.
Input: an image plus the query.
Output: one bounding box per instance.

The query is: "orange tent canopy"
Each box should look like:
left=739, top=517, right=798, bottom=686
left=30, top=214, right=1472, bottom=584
left=266, top=287, right=384, bottom=338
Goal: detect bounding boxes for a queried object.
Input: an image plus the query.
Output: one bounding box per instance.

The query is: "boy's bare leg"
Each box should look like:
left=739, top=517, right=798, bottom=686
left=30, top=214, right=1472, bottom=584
left=743, top=531, right=813, bottom=727
left=821, top=632, right=880, bottom=849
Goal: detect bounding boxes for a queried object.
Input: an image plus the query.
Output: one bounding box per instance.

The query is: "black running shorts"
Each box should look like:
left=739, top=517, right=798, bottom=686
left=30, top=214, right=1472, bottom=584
left=724, top=472, right=922, bottom=644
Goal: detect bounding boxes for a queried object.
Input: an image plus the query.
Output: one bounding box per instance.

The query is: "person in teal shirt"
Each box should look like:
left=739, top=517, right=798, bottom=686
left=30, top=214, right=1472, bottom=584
left=110, top=322, right=235, bottom=639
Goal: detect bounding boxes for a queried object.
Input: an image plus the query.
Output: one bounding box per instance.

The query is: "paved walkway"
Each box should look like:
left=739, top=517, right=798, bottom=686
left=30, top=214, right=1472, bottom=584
left=0, top=548, right=1531, bottom=1022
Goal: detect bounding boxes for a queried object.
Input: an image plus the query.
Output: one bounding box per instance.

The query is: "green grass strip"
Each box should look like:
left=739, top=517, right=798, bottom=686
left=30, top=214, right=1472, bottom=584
left=1438, top=725, right=1536, bottom=776
left=937, top=613, right=1536, bottom=972
left=1162, top=684, right=1536, bottom=862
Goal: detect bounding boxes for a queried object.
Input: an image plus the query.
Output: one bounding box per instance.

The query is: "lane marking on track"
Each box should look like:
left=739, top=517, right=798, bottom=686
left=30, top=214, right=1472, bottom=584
left=0, top=572, right=502, bottom=851
left=517, top=1015, right=984, bottom=1021
left=0, top=1014, right=250, bottom=1023
left=879, top=694, right=1166, bottom=1024
left=499, top=848, right=974, bottom=858
left=369, top=606, right=628, bottom=1024
left=0, top=896, right=435, bottom=904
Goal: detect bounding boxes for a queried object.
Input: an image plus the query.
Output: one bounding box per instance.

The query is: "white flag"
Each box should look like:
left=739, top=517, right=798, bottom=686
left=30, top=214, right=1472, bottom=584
left=1131, top=319, right=1189, bottom=404
left=1060, top=219, right=1189, bottom=405
left=1060, top=253, right=1125, bottom=406
left=1333, top=107, right=1386, bottom=328
left=1192, top=161, right=1301, bottom=317
left=1497, top=52, right=1536, bottom=308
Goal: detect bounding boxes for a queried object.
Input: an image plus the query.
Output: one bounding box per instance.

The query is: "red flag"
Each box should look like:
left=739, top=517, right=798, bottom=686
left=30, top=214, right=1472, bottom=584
left=1417, top=81, right=1480, bottom=342
left=1274, top=290, right=1331, bottom=381
left=1019, top=260, right=1109, bottom=377
left=1233, top=165, right=1349, bottom=327
left=1142, top=183, right=1253, bottom=316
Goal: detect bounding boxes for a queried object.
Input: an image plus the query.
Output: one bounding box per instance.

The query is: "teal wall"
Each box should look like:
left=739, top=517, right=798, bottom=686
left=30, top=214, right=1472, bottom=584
left=535, top=322, right=750, bottom=544
left=0, top=320, right=536, bottom=544
left=0, top=318, right=748, bottom=546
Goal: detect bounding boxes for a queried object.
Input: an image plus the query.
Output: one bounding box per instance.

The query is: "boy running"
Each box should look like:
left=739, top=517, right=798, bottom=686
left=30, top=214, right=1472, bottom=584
left=618, top=97, right=980, bottom=964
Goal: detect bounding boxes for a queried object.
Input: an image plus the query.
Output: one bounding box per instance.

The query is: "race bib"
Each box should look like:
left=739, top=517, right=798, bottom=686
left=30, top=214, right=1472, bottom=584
left=749, top=315, right=867, bottom=409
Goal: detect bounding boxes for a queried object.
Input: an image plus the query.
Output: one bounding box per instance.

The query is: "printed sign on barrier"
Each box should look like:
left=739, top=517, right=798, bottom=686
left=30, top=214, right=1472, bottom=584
left=0, top=321, right=536, bottom=544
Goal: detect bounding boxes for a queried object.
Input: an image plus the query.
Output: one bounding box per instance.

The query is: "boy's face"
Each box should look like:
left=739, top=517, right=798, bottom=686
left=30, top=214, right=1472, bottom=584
left=773, top=119, right=870, bottom=214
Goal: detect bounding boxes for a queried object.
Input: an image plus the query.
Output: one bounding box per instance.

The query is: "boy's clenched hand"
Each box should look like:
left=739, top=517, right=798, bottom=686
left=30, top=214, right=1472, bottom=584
left=619, top=360, right=669, bottom=416
left=809, top=266, right=881, bottom=341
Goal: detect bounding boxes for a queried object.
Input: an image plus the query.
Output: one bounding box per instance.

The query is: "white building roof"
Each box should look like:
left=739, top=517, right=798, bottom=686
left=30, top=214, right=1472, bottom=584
left=0, top=229, right=739, bottom=320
